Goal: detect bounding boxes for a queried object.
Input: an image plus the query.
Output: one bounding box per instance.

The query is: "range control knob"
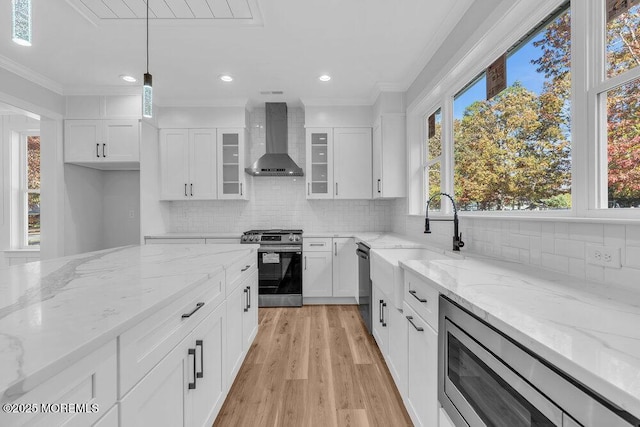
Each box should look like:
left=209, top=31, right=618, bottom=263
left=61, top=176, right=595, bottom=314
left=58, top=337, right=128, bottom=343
left=249, top=235, right=255, bottom=241
left=289, top=235, right=294, bottom=241
left=294, top=235, right=301, bottom=242
left=241, top=235, right=248, bottom=242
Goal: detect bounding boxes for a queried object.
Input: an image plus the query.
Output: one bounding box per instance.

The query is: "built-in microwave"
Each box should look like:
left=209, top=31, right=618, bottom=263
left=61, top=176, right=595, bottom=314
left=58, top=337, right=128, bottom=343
left=438, top=296, right=639, bottom=427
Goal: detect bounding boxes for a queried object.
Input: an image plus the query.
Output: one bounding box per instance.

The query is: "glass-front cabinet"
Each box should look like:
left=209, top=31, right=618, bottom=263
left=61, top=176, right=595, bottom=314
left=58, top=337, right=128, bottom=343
left=217, top=128, right=248, bottom=200
left=305, top=128, right=334, bottom=199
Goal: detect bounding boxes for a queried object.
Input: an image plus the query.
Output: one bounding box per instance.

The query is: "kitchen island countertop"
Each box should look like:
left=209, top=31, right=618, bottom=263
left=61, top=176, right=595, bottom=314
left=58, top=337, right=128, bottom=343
left=0, top=244, right=258, bottom=402
left=401, top=256, right=640, bottom=420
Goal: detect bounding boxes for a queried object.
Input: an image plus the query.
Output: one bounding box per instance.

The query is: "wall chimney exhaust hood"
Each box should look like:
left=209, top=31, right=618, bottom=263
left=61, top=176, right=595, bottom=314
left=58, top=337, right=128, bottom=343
left=245, top=103, right=304, bottom=176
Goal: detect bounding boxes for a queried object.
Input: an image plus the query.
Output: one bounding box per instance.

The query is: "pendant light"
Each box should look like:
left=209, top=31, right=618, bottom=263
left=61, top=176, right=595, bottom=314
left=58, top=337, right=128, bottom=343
left=142, top=0, right=153, bottom=118
left=12, top=0, right=31, bottom=46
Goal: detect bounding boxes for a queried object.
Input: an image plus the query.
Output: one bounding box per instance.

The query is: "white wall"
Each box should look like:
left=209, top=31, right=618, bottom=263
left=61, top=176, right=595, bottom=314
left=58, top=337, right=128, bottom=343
left=168, top=107, right=395, bottom=233
left=304, top=105, right=372, bottom=128
left=140, top=121, right=169, bottom=239
left=103, top=171, right=140, bottom=249
left=64, top=164, right=104, bottom=255
left=157, top=106, right=246, bottom=128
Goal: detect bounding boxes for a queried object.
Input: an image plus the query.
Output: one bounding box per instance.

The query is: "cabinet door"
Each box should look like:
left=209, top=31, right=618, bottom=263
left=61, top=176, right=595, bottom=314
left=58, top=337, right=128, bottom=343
left=159, top=129, right=189, bottom=200
left=189, top=129, right=217, bottom=200
left=372, top=285, right=389, bottom=355
left=332, top=238, right=357, bottom=298
left=64, top=120, right=101, bottom=163
left=303, top=251, right=333, bottom=297
left=120, top=339, right=188, bottom=427
left=188, top=303, right=227, bottom=427
left=387, top=304, right=408, bottom=399
left=305, top=128, right=333, bottom=199
left=404, top=302, right=438, bottom=427
left=217, top=129, right=246, bottom=199
left=378, top=115, right=406, bottom=198
left=103, top=120, right=140, bottom=162
left=242, top=270, right=259, bottom=351
left=372, top=121, right=382, bottom=199
left=226, top=283, right=245, bottom=382
left=333, top=127, right=372, bottom=199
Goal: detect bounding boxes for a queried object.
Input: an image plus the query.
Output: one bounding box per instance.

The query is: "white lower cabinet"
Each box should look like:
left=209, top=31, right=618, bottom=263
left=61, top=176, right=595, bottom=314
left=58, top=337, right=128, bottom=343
left=386, top=301, right=407, bottom=397
left=439, top=406, right=456, bottom=427
left=303, top=250, right=333, bottom=297
left=332, top=238, right=357, bottom=297
left=226, top=269, right=259, bottom=381
left=404, top=302, right=438, bottom=427
left=121, top=303, right=226, bottom=427
left=371, top=284, right=390, bottom=355
left=93, top=404, right=118, bottom=427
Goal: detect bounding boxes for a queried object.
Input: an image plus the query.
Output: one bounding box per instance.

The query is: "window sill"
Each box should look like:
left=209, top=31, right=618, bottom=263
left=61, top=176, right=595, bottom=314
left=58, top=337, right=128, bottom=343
left=4, top=248, right=41, bottom=256
left=407, top=212, right=640, bottom=224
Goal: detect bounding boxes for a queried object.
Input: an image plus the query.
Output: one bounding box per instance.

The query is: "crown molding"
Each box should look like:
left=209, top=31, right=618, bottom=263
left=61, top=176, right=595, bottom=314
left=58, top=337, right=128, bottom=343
left=368, top=83, right=407, bottom=105
left=0, top=55, right=64, bottom=95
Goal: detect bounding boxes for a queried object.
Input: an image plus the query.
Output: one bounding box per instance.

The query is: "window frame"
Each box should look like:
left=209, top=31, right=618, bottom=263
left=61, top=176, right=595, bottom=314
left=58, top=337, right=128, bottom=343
left=406, top=0, right=640, bottom=221
left=424, top=107, right=443, bottom=212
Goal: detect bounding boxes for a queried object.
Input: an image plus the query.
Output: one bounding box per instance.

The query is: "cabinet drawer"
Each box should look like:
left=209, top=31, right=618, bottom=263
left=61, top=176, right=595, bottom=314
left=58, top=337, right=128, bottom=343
left=0, top=340, right=117, bottom=427
left=404, top=270, right=439, bottom=331
left=303, top=238, right=331, bottom=252
left=119, top=271, right=225, bottom=396
left=226, top=252, right=257, bottom=296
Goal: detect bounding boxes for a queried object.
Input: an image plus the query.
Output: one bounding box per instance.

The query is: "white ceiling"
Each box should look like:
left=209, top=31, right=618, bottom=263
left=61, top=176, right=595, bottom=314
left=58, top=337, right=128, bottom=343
left=0, top=0, right=476, bottom=107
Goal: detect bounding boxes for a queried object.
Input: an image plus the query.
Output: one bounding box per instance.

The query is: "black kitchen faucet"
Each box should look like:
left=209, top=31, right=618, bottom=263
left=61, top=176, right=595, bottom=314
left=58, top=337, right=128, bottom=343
left=424, top=192, right=465, bottom=251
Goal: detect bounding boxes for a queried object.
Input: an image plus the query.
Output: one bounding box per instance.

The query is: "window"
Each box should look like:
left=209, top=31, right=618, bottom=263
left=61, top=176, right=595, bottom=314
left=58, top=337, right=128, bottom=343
left=23, top=134, right=40, bottom=246
left=600, top=1, right=640, bottom=208
left=452, top=5, right=571, bottom=211
left=425, top=109, right=442, bottom=211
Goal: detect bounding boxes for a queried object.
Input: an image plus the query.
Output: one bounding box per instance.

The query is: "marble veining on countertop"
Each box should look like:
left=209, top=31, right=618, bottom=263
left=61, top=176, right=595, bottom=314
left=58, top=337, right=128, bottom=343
left=0, top=244, right=256, bottom=402
left=400, top=257, right=640, bottom=419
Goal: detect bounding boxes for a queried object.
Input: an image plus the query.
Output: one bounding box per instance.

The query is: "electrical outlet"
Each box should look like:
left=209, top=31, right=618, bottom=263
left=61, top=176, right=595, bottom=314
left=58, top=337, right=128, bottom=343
left=586, top=244, right=622, bottom=268
left=128, top=210, right=135, bottom=219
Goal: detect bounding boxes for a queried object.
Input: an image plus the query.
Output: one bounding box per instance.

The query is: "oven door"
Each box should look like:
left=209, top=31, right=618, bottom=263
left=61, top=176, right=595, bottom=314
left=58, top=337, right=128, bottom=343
left=257, top=246, right=302, bottom=296
left=440, top=318, right=564, bottom=427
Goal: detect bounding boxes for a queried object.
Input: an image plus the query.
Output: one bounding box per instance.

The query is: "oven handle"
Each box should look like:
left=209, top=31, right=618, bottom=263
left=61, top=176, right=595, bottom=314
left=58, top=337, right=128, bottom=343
left=258, top=246, right=303, bottom=253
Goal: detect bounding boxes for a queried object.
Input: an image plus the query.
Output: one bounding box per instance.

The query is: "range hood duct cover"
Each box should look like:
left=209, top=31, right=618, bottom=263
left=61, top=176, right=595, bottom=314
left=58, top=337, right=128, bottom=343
left=245, top=103, right=304, bottom=176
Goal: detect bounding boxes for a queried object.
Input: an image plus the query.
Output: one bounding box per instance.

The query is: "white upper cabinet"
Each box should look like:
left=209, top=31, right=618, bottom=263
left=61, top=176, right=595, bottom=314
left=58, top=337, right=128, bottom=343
left=217, top=129, right=248, bottom=200
left=305, top=127, right=372, bottom=200
left=160, top=129, right=217, bottom=200
left=372, top=115, right=406, bottom=199
left=64, top=119, right=140, bottom=169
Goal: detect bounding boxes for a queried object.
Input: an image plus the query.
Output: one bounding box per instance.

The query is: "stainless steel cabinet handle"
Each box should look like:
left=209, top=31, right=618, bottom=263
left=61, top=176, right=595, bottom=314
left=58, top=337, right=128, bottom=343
left=377, top=179, right=381, bottom=193
left=246, top=285, right=251, bottom=309
left=310, top=243, right=324, bottom=247
left=305, top=256, right=307, bottom=270
left=407, top=315, right=424, bottom=332
left=181, top=302, right=205, bottom=318
left=184, top=184, right=188, bottom=197
left=190, top=183, right=193, bottom=196
left=195, top=340, right=204, bottom=378
left=96, top=143, right=100, bottom=158
left=102, top=143, right=106, bottom=158
left=188, top=348, right=197, bottom=389
left=335, top=182, right=338, bottom=196
left=409, top=290, right=427, bottom=303
left=243, top=288, right=249, bottom=312
left=308, top=182, right=310, bottom=195
left=241, top=265, right=251, bottom=272
left=334, top=242, right=337, bottom=256
left=379, top=300, right=383, bottom=324
left=240, top=183, right=243, bottom=196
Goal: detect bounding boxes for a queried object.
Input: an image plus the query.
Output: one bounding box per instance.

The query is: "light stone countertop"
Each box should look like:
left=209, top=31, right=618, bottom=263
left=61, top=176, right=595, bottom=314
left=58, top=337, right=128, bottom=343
left=0, top=244, right=258, bottom=403
left=400, top=256, right=640, bottom=419
left=145, top=232, right=240, bottom=239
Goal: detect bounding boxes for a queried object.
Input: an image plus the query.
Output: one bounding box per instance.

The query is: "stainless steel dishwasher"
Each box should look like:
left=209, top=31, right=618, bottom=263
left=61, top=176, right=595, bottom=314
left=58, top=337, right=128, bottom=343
left=356, top=242, right=371, bottom=334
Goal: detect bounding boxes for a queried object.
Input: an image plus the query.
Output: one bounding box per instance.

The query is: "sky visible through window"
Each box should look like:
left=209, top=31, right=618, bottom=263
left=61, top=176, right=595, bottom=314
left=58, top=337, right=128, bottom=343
left=454, top=40, right=549, bottom=119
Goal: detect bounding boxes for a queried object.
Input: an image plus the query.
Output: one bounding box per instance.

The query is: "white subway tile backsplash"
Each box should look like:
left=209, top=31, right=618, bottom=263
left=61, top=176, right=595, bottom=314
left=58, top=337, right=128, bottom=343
left=541, top=253, right=569, bottom=274
left=585, top=264, right=605, bottom=283
left=568, top=223, right=603, bottom=243
left=554, top=238, right=585, bottom=259
left=554, top=222, right=569, bottom=238
left=568, top=257, right=586, bottom=280
left=625, top=246, right=640, bottom=269
left=627, top=225, right=640, bottom=246
left=509, top=234, right=530, bottom=250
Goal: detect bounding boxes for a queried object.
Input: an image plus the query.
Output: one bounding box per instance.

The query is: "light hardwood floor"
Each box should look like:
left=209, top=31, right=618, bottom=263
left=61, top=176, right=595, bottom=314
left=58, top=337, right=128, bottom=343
left=214, top=305, right=413, bottom=427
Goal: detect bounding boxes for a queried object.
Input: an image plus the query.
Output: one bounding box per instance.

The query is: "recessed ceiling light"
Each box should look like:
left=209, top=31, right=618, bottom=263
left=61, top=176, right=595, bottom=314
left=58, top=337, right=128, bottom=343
left=120, top=75, right=137, bottom=83
left=319, top=75, right=331, bottom=82
left=220, top=75, right=233, bottom=82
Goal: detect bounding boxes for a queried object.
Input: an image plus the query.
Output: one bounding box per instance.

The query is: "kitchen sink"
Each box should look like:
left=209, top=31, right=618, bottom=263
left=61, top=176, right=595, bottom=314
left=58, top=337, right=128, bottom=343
left=370, top=248, right=450, bottom=309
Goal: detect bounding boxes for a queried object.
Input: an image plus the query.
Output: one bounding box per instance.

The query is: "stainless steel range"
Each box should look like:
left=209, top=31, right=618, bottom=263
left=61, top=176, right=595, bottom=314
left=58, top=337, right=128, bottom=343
left=241, top=229, right=303, bottom=307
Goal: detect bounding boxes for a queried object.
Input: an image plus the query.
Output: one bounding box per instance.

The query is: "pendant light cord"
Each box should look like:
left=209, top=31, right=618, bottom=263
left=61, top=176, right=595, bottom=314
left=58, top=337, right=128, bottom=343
left=146, top=0, right=149, bottom=73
